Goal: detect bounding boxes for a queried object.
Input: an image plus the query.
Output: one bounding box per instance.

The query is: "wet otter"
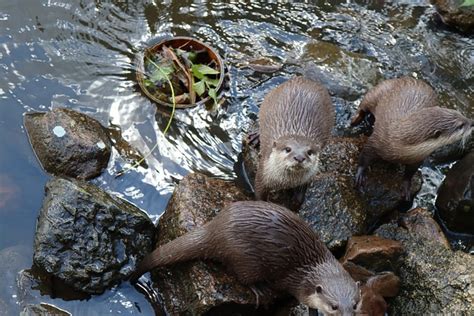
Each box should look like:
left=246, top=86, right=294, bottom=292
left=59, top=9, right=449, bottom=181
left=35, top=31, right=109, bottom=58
left=255, top=77, right=334, bottom=203
left=131, top=201, right=360, bottom=315
left=351, top=77, right=473, bottom=200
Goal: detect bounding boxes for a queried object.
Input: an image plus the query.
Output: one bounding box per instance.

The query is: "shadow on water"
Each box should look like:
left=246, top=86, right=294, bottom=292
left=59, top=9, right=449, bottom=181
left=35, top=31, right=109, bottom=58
left=0, top=0, right=473, bottom=314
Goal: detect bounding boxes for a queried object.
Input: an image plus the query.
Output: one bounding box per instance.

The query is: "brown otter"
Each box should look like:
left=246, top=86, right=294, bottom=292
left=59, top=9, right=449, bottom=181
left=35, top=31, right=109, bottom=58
left=351, top=77, right=473, bottom=200
left=131, top=201, right=360, bottom=315
left=255, top=77, right=334, bottom=203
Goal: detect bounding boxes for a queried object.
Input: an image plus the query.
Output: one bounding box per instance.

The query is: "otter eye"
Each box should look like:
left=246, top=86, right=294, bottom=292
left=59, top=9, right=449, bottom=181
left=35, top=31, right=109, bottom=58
left=331, top=305, right=338, bottom=311
left=284, top=147, right=291, bottom=153
left=353, top=304, right=358, bottom=310
left=456, top=124, right=465, bottom=131
left=307, top=150, right=314, bottom=156
left=433, top=130, right=442, bottom=138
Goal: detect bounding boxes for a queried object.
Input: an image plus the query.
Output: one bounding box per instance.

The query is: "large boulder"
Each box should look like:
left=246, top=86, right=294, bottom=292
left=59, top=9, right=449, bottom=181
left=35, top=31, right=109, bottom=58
left=242, top=129, right=421, bottom=251
left=24, top=108, right=112, bottom=179
left=431, top=0, right=474, bottom=33
left=33, top=177, right=154, bottom=294
left=436, top=151, right=474, bottom=236
left=375, top=208, right=474, bottom=314
left=149, top=173, right=277, bottom=315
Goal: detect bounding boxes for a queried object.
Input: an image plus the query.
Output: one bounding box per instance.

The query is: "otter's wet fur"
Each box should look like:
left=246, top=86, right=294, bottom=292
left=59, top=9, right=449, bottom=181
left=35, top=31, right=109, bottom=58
left=351, top=77, right=473, bottom=200
left=131, top=201, right=360, bottom=315
left=255, top=77, right=334, bottom=201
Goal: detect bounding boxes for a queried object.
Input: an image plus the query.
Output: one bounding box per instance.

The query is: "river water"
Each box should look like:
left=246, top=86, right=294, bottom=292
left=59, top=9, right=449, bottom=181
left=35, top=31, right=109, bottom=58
left=0, top=0, right=472, bottom=315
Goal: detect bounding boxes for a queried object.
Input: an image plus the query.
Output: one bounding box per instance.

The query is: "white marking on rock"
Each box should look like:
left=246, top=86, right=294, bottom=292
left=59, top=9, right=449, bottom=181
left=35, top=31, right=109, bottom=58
left=52, top=126, right=66, bottom=137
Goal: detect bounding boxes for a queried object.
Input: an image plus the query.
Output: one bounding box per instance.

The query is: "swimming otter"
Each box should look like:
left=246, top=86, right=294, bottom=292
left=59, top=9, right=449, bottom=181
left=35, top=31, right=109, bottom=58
left=255, top=77, right=334, bottom=203
left=131, top=201, right=360, bottom=315
left=351, top=77, right=473, bottom=200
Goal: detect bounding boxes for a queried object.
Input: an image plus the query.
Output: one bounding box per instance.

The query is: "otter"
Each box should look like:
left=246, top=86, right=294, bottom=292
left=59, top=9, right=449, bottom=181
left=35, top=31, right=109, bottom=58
left=131, top=201, right=360, bottom=315
left=255, top=77, right=334, bottom=203
left=351, top=77, right=473, bottom=200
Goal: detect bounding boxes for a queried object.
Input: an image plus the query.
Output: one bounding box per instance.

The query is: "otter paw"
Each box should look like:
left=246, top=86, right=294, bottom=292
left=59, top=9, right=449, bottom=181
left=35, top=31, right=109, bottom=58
left=355, top=167, right=367, bottom=189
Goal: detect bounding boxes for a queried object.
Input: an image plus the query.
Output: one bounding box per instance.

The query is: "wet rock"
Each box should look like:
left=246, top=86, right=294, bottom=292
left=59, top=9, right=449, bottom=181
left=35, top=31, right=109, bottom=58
left=150, top=173, right=275, bottom=315
left=245, top=57, right=283, bottom=73
left=342, top=261, right=375, bottom=283
left=375, top=208, right=474, bottom=314
left=20, top=303, right=71, bottom=316
left=436, top=151, right=474, bottom=235
left=430, top=136, right=474, bottom=163
left=398, top=208, right=451, bottom=248
left=33, top=177, right=154, bottom=295
left=431, top=0, right=474, bottom=33
left=24, top=108, right=112, bottom=179
left=341, top=236, right=404, bottom=272
left=357, top=272, right=401, bottom=316
left=243, top=130, right=422, bottom=251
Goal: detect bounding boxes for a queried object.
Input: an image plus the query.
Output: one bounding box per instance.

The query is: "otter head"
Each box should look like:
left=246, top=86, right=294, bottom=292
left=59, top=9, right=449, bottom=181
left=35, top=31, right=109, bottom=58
left=392, top=107, right=473, bottom=161
left=298, top=262, right=360, bottom=316
left=269, top=135, right=322, bottom=172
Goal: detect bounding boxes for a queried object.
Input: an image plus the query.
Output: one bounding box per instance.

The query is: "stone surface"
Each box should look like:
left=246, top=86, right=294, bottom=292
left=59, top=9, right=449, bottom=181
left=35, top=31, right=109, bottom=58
left=20, top=303, right=71, bottom=316
left=243, top=131, right=422, bottom=251
left=33, top=177, right=154, bottom=294
left=375, top=208, right=474, bottom=314
left=24, top=108, right=112, bottom=179
left=431, top=0, right=474, bottom=33
left=150, top=173, right=276, bottom=315
left=436, top=151, right=474, bottom=235
left=341, top=236, right=404, bottom=272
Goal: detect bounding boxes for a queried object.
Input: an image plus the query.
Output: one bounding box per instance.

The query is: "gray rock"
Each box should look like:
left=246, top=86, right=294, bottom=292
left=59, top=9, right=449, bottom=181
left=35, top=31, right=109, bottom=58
left=375, top=208, right=474, bottom=314
left=24, top=108, right=112, bottom=179
left=20, top=303, right=71, bottom=316
left=150, top=173, right=278, bottom=315
left=436, top=151, right=474, bottom=235
left=431, top=0, right=474, bottom=33
left=243, top=132, right=421, bottom=251
left=33, top=177, right=154, bottom=294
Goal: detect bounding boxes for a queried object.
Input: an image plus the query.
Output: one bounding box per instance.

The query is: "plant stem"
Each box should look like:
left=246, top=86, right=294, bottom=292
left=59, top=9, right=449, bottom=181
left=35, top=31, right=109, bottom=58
left=115, top=55, right=176, bottom=177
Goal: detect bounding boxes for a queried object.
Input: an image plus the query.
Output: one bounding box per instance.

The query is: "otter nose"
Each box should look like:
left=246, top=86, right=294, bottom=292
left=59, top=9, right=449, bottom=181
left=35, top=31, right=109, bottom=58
left=294, top=155, right=306, bottom=163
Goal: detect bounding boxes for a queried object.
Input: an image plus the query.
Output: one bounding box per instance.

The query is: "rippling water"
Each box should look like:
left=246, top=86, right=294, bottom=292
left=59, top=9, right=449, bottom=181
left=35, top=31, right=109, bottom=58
left=0, top=0, right=472, bottom=314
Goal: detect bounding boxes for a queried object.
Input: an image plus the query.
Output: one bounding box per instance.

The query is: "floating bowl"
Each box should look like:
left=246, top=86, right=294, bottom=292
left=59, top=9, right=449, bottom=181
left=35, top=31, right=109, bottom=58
left=136, top=36, right=225, bottom=109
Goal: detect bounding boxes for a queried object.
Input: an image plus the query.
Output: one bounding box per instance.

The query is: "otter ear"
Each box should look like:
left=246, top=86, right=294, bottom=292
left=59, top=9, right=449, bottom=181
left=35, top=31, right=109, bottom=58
left=433, top=130, right=442, bottom=139
left=316, top=285, right=323, bottom=294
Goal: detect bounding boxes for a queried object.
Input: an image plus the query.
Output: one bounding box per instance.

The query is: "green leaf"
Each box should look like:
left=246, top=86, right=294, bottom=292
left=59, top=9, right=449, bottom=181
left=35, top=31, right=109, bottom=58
left=148, top=65, right=173, bottom=83
left=208, top=88, right=217, bottom=106
left=202, top=76, right=219, bottom=87
left=460, top=0, right=474, bottom=6
left=191, top=64, right=220, bottom=80
left=193, top=80, right=205, bottom=96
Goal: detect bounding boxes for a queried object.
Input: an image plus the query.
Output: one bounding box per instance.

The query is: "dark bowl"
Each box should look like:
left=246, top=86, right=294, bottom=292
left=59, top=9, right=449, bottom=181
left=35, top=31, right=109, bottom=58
left=136, top=36, right=225, bottom=109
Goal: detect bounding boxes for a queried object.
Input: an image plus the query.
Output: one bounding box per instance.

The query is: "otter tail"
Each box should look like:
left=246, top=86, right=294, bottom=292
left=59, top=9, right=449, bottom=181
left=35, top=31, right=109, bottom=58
left=129, top=226, right=209, bottom=281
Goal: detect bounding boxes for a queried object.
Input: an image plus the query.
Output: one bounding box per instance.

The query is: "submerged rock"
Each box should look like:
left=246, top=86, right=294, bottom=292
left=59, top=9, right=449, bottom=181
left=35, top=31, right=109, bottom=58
left=375, top=208, right=474, bottom=314
left=20, top=303, right=71, bottom=316
left=431, top=0, right=474, bottom=33
left=33, top=177, right=154, bottom=294
left=436, top=151, right=474, bottom=235
left=24, top=108, right=112, bottom=179
left=149, top=173, right=276, bottom=315
left=242, top=130, right=421, bottom=251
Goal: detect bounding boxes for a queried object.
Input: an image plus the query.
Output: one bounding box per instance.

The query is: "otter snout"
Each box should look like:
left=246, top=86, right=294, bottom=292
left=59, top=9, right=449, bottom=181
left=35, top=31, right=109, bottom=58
left=294, top=155, right=306, bottom=163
